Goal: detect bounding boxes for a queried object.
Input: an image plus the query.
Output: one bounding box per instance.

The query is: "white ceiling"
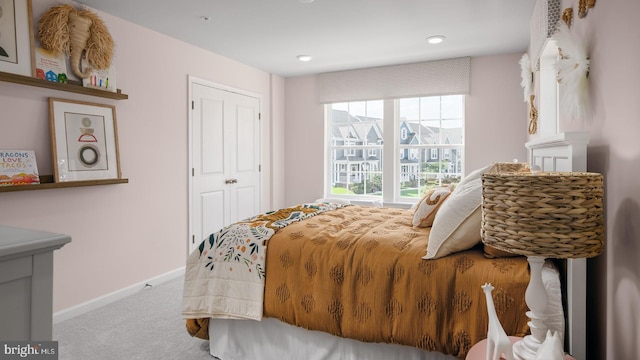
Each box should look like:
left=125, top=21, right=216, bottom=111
left=75, top=0, right=535, bottom=78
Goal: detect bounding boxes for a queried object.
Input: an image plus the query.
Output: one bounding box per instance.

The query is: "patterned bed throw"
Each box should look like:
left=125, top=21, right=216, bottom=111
left=262, top=206, right=532, bottom=358
left=182, top=202, right=345, bottom=321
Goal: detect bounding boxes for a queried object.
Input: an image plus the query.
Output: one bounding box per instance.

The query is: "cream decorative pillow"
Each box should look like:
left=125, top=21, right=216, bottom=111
left=412, top=185, right=454, bottom=228
left=423, top=165, right=492, bottom=259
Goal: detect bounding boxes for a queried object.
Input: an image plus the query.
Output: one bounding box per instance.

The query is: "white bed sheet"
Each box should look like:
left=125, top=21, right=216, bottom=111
left=209, top=317, right=456, bottom=360
left=207, top=261, right=564, bottom=360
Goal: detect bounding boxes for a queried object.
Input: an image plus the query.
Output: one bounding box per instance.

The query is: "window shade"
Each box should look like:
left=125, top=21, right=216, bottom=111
left=529, top=0, right=561, bottom=71
left=317, top=57, right=470, bottom=104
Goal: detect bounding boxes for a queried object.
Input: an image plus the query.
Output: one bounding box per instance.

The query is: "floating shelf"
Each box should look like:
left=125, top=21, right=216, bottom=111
left=0, top=72, right=129, bottom=192
left=0, top=71, right=128, bottom=100
left=0, top=175, right=128, bottom=193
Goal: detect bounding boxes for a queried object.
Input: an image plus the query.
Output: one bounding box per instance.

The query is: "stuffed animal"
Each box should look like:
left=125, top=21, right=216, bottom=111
left=37, top=4, right=114, bottom=79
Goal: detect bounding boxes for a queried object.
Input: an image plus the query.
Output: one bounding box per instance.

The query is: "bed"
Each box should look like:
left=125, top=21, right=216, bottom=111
left=182, top=132, right=589, bottom=360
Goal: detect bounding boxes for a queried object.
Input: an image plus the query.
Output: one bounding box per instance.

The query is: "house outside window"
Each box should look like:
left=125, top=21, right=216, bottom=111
left=346, top=142, right=356, bottom=156
left=326, top=95, right=464, bottom=203
left=328, top=101, right=383, bottom=197
left=398, top=95, right=464, bottom=199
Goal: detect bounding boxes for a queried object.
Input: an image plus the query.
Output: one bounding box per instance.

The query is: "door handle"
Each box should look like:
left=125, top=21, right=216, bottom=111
left=225, top=178, right=238, bottom=184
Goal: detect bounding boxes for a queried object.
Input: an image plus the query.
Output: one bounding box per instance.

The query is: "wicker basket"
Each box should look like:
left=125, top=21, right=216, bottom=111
left=481, top=171, right=604, bottom=258
left=486, top=162, right=531, bottom=174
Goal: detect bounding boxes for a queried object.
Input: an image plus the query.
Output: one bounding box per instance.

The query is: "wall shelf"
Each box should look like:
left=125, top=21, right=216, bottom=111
left=1, top=72, right=129, bottom=192
left=0, top=71, right=128, bottom=100
left=0, top=176, right=128, bottom=193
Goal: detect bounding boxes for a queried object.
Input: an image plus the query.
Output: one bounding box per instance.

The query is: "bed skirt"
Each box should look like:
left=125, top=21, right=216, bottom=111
left=208, top=317, right=457, bottom=360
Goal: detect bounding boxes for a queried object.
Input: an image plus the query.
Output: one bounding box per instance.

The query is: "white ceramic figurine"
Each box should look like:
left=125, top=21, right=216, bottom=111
left=482, top=283, right=514, bottom=360
left=534, top=330, right=564, bottom=360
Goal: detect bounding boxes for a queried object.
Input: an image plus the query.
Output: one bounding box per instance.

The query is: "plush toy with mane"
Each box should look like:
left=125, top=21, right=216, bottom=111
left=553, top=22, right=590, bottom=121
left=37, top=4, right=114, bottom=79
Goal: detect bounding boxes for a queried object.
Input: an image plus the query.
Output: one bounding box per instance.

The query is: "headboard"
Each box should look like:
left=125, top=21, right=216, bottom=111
left=525, top=131, right=589, bottom=360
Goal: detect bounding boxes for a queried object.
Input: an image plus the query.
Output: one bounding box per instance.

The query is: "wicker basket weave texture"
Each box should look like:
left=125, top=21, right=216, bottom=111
left=486, top=162, right=531, bottom=174
left=481, top=171, right=604, bottom=258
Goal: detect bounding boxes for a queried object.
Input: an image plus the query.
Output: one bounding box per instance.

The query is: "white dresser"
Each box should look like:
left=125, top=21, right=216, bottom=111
left=0, top=226, right=71, bottom=340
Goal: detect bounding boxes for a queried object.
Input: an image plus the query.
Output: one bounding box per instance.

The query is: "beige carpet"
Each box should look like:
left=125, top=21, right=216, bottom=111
left=53, top=276, right=212, bottom=359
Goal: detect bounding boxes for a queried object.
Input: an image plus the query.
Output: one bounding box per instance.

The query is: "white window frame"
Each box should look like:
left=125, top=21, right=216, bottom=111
left=324, top=96, right=465, bottom=206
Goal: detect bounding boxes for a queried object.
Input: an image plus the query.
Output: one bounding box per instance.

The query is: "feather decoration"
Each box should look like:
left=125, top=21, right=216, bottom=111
left=519, top=53, right=533, bottom=102
left=553, top=22, right=590, bottom=120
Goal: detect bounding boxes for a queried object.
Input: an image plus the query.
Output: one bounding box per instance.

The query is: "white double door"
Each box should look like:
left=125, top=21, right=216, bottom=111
left=189, top=80, right=261, bottom=253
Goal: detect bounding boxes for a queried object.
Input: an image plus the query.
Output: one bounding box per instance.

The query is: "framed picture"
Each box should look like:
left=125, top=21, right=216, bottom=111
left=49, top=98, right=121, bottom=182
left=0, top=0, right=33, bottom=76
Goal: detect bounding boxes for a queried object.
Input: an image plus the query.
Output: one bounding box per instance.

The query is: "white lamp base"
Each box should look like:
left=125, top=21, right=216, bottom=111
left=513, top=256, right=548, bottom=360
left=513, top=331, right=544, bottom=359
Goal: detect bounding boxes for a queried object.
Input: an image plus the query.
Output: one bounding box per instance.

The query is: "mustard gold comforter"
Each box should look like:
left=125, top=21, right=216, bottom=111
left=263, top=205, right=531, bottom=358
left=188, top=205, right=532, bottom=358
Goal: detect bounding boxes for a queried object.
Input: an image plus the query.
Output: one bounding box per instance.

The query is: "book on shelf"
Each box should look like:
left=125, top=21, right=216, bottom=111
left=0, top=150, right=40, bottom=186
left=34, top=47, right=69, bottom=83
left=81, top=59, right=117, bottom=93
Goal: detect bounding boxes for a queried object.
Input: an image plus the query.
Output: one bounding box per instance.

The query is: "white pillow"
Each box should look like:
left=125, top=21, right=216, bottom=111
left=412, top=185, right=454, bottom=228
left=423, top=165, right=492, bottom=259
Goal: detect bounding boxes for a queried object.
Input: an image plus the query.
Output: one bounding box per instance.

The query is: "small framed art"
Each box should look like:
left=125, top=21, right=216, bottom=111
left=0, top=0, right=33, bottom=76
left=48, top=98, right=121, bottom=182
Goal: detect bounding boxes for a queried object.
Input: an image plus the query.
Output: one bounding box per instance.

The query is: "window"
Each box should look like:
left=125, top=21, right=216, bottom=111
left=398, top=95, right=464, bottom=199
left=328, top=101, right=384, bottom=197
left=346, top=142, right=356, bottom=156
left=326, top=95, right=464, bottom=203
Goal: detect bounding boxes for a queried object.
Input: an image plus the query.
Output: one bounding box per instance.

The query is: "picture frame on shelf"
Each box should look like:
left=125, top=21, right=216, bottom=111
left=49, top=98, right=121, bottom=182
left=0, top=0, right=34, bottom=76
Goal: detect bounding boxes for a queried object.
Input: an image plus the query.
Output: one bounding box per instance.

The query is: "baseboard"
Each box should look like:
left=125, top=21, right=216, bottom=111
left=53, top=266, right=185, bottom=324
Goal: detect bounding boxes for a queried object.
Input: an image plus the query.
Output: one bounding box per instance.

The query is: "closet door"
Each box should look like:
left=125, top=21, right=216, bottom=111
left=190, top=81, right=261, bottom=253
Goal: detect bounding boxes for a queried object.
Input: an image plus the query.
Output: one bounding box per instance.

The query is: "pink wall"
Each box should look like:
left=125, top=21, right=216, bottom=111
left=1, top=1, right=633, bottom=357
left=552, top=0, right=640, bottom=358
left=467, top=55, right=529, bottom=168
left=0, top=1, right=284, bottom=312
left=270, top=75, right=287, bottom=208
left=283, top=76, right=326, bottom=205
left=283, top=53, right=528, bottom=206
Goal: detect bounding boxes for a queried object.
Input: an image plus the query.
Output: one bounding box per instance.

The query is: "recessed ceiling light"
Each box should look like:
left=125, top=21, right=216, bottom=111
left=297, top=55, right=312, bottom=62
left=299, top=0, right=315, bottom=3
left=426, top=35, right=446, bottom=44
left=200, top=16, right=211, bottom=21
